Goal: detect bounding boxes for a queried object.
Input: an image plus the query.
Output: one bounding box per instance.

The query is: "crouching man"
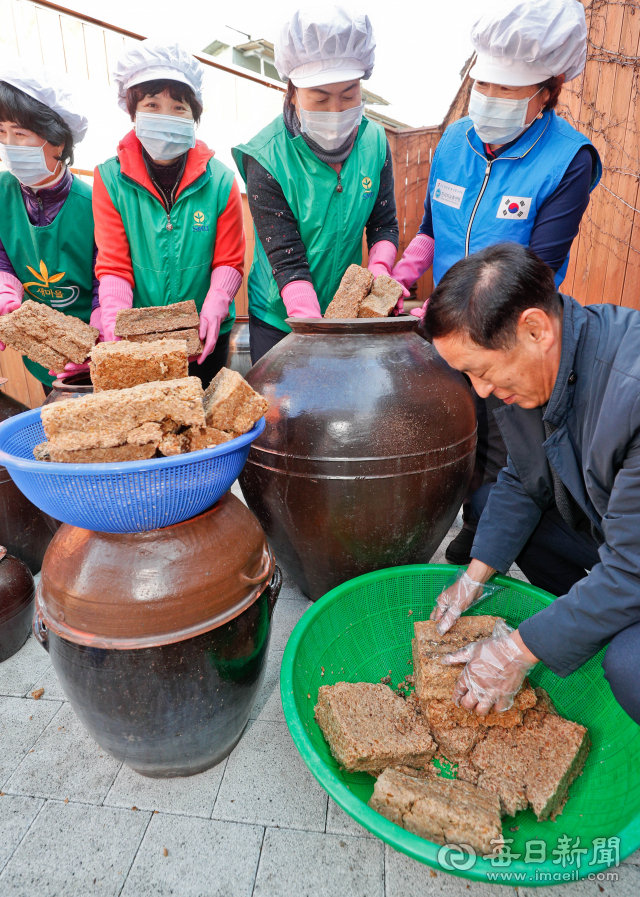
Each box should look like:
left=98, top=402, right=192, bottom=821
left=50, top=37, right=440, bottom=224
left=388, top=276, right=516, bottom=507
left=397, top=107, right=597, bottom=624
left=428, top=242, right=640, bottom=725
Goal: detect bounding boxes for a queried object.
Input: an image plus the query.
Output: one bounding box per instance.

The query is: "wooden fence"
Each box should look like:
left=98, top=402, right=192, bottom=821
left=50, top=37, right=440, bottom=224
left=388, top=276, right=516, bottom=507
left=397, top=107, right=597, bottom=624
left=558, top=0, right=640, bottom=309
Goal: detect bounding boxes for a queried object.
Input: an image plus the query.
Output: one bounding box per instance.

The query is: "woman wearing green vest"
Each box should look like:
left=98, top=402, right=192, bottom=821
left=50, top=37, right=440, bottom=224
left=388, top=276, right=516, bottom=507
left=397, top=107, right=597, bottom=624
left=0, top=62, right=98, bottom=390
left=94, top=41, right=245, bottom=388
left=233, top=6, right=400, bottom=363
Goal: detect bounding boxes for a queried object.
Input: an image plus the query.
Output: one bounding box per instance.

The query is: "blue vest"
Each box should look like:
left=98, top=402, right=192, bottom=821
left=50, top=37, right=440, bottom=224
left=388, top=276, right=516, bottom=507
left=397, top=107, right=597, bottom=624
left=430, top=111, right=601, bottom=287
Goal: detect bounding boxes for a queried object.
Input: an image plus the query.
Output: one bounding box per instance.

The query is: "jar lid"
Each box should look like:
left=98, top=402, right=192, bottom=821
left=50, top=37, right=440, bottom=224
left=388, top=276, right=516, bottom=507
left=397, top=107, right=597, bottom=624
left=38, top=493, right=274, bottom=649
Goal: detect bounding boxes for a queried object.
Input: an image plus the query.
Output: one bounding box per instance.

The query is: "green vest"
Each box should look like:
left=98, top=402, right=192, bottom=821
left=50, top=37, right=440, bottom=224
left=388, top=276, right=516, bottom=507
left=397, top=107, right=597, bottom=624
left=233, top=115, right=387, bottom=332
left=98, top=155, right=236, bottom=334
left=0, top=172, right=94, bottom=386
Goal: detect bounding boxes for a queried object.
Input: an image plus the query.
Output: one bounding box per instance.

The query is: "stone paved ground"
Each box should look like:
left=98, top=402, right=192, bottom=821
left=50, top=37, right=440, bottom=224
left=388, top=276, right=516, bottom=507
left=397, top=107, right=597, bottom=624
left=0, top=484, right=638, bottom=896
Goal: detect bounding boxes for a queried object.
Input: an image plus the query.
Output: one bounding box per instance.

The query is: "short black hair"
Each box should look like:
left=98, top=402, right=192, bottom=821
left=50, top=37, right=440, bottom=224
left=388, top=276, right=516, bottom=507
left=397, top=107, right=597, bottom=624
left=424, top=243, right=561, bottom=350
left=126, top=79, right=203, bottom=124
left=0, top=81, right=75, bottom=166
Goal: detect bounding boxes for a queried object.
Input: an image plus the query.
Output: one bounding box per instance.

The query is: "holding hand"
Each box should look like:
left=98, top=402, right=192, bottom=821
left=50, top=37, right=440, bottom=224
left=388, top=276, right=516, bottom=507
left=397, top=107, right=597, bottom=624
left=390, top=234, right=435, bottom=299
left=198, top=266, right=243, bottom=364
left=443, top=620, right=538, bottom=715
left=0, top=271, right=24, bottom=351
left=430, top=567, right=501, bottom=635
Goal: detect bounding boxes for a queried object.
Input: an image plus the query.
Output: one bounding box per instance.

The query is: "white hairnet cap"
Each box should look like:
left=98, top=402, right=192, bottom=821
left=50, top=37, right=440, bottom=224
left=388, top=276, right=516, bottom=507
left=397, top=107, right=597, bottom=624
left=275, top=5, right=375, bottom=88
left=0, top=59, right=88, bottom=143
left=113, top=39, right=204, bottom=111
left=470, top=0, right=587, bottom=86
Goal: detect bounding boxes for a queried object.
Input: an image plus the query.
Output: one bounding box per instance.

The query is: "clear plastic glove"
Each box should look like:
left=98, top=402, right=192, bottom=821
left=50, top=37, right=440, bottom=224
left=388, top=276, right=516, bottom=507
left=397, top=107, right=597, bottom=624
left=99, top=275, right=133, bottom=342
left=0, top=271, right=24, bottom=350
left=367, top=240, right=398, bottom=278
left=430, top=568, right=502, bottom=635
left=390, top=234, right=435, bottom=298
left=282, top=280, right=322, bottom=318
left=443, top=620, right=537, bottom=714
left=198, top=266, right=242, bottom=364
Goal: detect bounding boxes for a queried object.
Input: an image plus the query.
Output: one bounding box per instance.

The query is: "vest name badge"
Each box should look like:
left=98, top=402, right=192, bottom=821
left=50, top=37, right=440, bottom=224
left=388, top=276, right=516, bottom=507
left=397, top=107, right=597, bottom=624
left=433, top=179, right=466, bottom=210
left=497, top=196, right=532, bottom=220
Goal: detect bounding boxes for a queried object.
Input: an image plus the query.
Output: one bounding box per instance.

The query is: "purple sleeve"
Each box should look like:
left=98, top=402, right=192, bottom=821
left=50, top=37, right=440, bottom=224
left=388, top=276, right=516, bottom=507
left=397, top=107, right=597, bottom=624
left=92, top=243, right=100, bottom=311
left=0, top=235, right=18, bottom=279
left=528, top=146, right=595, bottom=273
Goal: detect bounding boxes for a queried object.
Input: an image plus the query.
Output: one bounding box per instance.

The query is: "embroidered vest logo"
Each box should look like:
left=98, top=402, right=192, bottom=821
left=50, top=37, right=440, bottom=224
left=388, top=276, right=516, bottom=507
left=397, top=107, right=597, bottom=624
left=362, top=176, right=373, bottom=198
left=193, top=210, right=209, bottom=233
left=23, top=260, right=79, bottom=308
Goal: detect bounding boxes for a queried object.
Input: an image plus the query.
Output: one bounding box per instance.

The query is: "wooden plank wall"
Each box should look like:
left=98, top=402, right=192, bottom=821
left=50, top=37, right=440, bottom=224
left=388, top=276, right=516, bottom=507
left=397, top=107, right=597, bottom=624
left=387, top=127, right=441, bottom=301
left=552, top=0, right=640, bottom=308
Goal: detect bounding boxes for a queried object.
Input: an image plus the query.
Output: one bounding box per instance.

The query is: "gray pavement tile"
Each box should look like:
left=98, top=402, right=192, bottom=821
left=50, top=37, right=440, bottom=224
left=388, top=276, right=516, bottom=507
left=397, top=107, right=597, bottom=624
left=254, top=827, right=384, bottom=897
left=278, top=565, right=308, bottom=601
left=105, top=757, right=228, bottom=818
left=270, top=597, right=312, bottom=652
left=30, top=662, right=67, bottom=702
left=0, top=695, right=61, bottom=787
left=623, top=847, right=640, bottom=866
left=0, top=794, right=44, bottom=873
left=519, top=863, right=640, bottom=896
left=0, top=635, right=51, bottom=697
left=4, top=702, right=121, bottom=804
left=212, top=719, right=328, bottom=830
left=120, top=814, right=264, bottom=897
left=250, top=649, right=284, bottom=722
left=384, top=844, right=515, bottom=897
left=0, top=799, right=150, bottom=896
left=325, top=798, right=375, bottom=840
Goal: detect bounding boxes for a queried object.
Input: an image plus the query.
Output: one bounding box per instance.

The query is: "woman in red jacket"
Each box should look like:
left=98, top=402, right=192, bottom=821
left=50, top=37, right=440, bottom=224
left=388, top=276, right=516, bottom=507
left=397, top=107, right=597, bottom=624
left=93, top=40, right=245, bottom=386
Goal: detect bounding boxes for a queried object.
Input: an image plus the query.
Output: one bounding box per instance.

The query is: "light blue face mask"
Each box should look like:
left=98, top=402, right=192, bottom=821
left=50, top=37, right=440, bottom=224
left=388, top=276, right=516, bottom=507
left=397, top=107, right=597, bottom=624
left=0, top=141, right=59, bottom=187
left=135, top=112, right=196, bottom=161
left=468, top=86, right=544, bottom=145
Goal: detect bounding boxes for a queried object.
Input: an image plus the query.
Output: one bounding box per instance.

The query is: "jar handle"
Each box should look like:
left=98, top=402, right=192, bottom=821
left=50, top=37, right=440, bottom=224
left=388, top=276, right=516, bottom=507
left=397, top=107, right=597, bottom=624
left=267, top=565, right=283, bottom=619
left=240, top=545, right=272, bottom=586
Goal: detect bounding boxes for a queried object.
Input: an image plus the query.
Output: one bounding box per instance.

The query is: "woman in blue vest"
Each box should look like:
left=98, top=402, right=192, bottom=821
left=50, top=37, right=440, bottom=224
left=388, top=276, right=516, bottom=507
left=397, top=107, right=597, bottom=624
left=391, top=0, right=602, bottom=565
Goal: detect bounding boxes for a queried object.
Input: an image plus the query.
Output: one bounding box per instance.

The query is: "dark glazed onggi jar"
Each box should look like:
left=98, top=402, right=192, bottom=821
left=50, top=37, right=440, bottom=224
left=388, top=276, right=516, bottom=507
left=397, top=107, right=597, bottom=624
left=34, top=493, right=281, bottom=777
left=240, top=318, right=477, bottom=601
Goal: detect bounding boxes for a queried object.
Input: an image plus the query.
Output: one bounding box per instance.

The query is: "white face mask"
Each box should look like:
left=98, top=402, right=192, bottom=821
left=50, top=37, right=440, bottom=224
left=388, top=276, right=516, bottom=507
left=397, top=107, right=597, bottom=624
left=468, top=87, right=544, bottom=145
left=297, top=99, right=364, bottom=152
left=0, top=141, right=59, bottom=187
left=135, top=112, right=196, bottom=161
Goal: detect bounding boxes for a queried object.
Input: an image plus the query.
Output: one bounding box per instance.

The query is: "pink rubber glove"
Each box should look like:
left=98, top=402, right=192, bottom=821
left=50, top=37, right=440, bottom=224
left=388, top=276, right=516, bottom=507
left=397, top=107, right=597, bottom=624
left=99, top=275, right=133, bottom=343
left=367, top=240, right=398, bottom=278
left=49, top=308, right=104, bottom=380
left=410, top=298, right=429, bottom=321
left=443, top=620, right=537, bottom=715
left=198, top=266, right=242, bottom=364
left=391, top=235, right=435, bottom=298
left=0, top=272, right=23, bottom=351
left=282, top=280, right=322, bottom=318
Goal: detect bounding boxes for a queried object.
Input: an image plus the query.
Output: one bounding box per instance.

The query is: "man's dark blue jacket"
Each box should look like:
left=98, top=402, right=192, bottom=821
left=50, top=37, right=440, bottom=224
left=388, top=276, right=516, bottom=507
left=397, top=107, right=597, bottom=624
left=471, top=294, right=640, bottom=676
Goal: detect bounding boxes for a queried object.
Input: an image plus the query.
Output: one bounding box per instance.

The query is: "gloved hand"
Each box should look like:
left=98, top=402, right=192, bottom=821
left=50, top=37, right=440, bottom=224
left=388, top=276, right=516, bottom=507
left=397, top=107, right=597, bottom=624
left=367, top=240, right=398, bottom=278
left=198, top=266, right=242, bottom=364
left=0, top=271, right=24, bottom=351
left=443, top=620, right=538, bottom=715
left=410, top=298, right=429, bottom=321
left=391, top=234, right=435, bottom=298
left=48, top=308, right=104, bottom=380
left=99, top=275, right=133, bottom=343
left=282, top=280, right=322, bottom=318
left=430, top=568, right=502, bottom=635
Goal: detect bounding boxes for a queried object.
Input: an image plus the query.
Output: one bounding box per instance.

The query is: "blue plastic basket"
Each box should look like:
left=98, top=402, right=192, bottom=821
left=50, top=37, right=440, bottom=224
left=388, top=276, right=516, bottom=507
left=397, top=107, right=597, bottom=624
left=0, top=408, right=265, bottom=533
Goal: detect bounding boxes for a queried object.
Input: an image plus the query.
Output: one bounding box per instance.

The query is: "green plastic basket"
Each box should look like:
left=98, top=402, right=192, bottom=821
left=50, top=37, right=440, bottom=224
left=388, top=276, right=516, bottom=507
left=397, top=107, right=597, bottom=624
left=281, top=565, right=640, bottom=886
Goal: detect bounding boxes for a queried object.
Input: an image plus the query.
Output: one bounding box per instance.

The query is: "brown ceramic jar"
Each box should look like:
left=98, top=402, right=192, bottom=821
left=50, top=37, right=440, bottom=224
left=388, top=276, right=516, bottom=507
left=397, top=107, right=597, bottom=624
left=34, top=493, right=281, bottom=777
left=0, top=546, right=35, bottom=662
left=240, top=318, right=477, bottom=600
left=0, top=386, right=57, bottom=572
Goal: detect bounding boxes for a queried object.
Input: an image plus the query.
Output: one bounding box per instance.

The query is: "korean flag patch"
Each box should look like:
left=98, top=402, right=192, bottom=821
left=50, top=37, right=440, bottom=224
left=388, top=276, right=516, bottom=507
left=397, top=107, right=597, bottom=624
left=497, top=196, right=532, bottom=220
